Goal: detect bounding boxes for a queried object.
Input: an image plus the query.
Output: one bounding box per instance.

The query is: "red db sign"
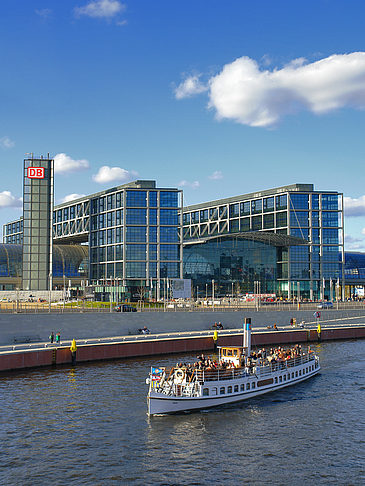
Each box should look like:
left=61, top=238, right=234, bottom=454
left=27, top=167, right=45, bottom=179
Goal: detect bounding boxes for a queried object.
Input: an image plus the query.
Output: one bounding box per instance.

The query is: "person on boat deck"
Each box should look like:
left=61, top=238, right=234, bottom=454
left=217, top=322, right=224, bottom=329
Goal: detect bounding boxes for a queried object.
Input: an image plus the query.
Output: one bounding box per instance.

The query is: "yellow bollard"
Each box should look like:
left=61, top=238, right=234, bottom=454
left=70, top=339, right=77, bottom=352
left=70, top=339, right=77, bottom=365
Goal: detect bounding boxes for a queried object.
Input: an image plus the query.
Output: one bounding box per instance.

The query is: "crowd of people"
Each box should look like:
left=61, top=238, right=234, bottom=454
left=172, top=344, right=311, bottom=378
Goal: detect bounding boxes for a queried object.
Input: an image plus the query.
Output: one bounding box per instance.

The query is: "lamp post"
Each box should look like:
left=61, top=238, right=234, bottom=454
left=212, top=279, right=215, bottom=311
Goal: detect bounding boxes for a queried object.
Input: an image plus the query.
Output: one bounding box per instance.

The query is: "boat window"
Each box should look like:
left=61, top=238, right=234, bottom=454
left=222, top=349, right=226, bottom=356
left=275, top=377, right=278, bottom=384
left=306, top=367, right=308, bottom=373
left=284, top=375, right=286, bottom=381
left=299, top=370, right=301, bottom=376
left=295, top=371, right=298, bottom=377
left=287, top=374, right=290, bottom=380
left=220, top=387, right=225, bottom=395
left=292, top=373, right=294, bottom=379
left=240, top=384, right=245, bottom=392
left=247, top=383, right=250, bottom=390
left=203, top=388, right=209, bottom=396
left=212, top=387, right=217, bottom=396
left=234, top=385, right=239, bottom=392
left=233, top=349, right=237, bottom=356
left=252, top=382, right=255, bottom=389
left=227, top=349, right=232, bottom=357
left=279, top=376, right=282, bottom=383
left=227, top=386, right=232, bottom=393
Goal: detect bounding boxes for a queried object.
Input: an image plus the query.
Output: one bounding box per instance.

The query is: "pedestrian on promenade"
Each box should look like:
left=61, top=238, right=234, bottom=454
left=55, top=332, right=61, bottom=344
left=49, top=331, right=54, bottom=343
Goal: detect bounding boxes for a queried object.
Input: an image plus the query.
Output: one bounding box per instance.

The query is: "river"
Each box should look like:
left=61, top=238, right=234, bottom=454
left=0, top=340, right=364, bottom=485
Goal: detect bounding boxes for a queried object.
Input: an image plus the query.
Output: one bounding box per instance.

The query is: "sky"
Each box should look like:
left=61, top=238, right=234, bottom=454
left=1, top=0, right=365, bottom=249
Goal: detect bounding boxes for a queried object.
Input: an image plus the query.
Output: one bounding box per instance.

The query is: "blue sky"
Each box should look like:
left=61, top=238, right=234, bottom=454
left=1, top=0, right=365, bottom=249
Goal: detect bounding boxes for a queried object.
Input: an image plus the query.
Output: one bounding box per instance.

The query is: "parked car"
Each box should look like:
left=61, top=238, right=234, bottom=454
left=114, top=304, right=137, bottom=312
left=317, top=302, right=333, bottom=309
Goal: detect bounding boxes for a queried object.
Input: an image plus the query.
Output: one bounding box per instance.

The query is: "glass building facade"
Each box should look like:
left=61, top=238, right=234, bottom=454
left=4, top=180, right=182, bottom=298
left=183, top=184, right=344, bottom=300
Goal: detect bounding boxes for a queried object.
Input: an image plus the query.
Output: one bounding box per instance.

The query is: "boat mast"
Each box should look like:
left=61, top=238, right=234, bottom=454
left=243, top=317, right=252, bottom=357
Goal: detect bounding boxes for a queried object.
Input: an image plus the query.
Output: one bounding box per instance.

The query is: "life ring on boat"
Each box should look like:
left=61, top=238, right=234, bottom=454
left=174, top=368, right=185, bottom=384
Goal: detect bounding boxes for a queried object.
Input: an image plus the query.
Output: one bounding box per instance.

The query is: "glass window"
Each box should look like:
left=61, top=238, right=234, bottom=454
left=290, top=211, right=308, bottom=228
left=98, top=230, right=106, bottom=245
left=126, top=190, right=147, bottom=207
left=276, top=194, right=287, bottom=210
left=126, top=262, right=146, bottom=278
left=200, top=209, right=209, bottom=222
left=160, top=244, right=180, bottom=260
left=219, top=206, right=227, bottom=218
left=290, top=228, right=309, bottom=239
left=107, top=211, right=115, bottom=227
left=126, top=244, right=147, bottom=260
left=107, top=228, right=115, bottom=244
left=149, top=191, right=158, bottom=207
left=107, top=195, right=114, bottom=211
left=115, top=244, right=123, bottom=260
left=263, top=213, right=274, bottom=229
left=230, top=219, right=239, bottom=233
left=149, top=244, right=157, bottom=260
left=229, top=204, right=239, bottom=218
left=240, top=218, right=250, bottom=232
left=191, top=211, right=199, bottom=224
left=263, top=197, right=274, bottom=212
left=116, top=192, right=123, bottom=208
left=312, top=194, right=319, bottom=209
left=251, top=199, right=262, bottom=214
left=209, top=208, right=218, bottom=220
left=99, top=197, right=105, bottom=213
left=322, top=212, right=339, bottom=227
left=160, top=227, right=179, bottom=242
left=252, top=215, right=262, bottom=230
left=276, top=212, right=287, bottom=227
left=149, top=262, right=157, bottom=278
left=183, top=213, right=190, bottom=225
left=322, top=228, right=339, bottom=244
left=126, top=208, right=147, bottom=225
left=322, top=246, right=339, bottom=261
left=160, top=262, right=180, bottom=278
left=311, top=246, right=320, bottom=262
left=115, top=227, right=123, bottom=243
left=322, top=194, right=338, bottom=210
left=312, top=211, right=319, bottom=227
left=160, top=209, right=178, bottom=225
left=107, top=245, right=114, bottom=261
left=116, top=209, right=123, bottom=226
left=312, top=229, right=320, bottom=244
left=290, top=194, right=309, bottom=210
left=240, top=201, right=250, bottom=216
left=160, top=191, right=178, bottom=208
left=126, top=226, right=147, bottom=242
left=149, top=226, right=157, bottom=242
left=149, top=208, right=157, bottom=225
left=98, top=213, right=105, bottom=229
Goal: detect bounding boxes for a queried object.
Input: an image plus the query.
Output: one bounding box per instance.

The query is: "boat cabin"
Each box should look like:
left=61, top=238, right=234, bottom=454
left=219, top=347, right=243, bottom=367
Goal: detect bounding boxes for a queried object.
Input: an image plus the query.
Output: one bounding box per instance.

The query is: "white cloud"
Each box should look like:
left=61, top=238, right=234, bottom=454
left=208, top=170, right=223, bottom=180
left=178, top=180, right=200, bottom=189
left=74, top=0, right=125, bottom=19
left=0, top=191, right=22, bottom=209
left=362, top=228, right=365, bottom=236
left=92, top=166, right=137, bottom=184
left=175, top=75, right=208, bottom=99
left=344, top=195, right=365, bottom=217
left=59, top=193, right=86, bottom=204
left=0, top=136, right=15, bottom=149
left=176, top=52, right=365, bottom=127
left=344, top=234, right=365, bottom=251
left=35, top=8, right=52, bottom=19
left=54, top=153, right=90, bottom=174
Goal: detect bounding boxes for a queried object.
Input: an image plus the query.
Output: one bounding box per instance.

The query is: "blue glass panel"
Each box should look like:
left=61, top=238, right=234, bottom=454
left=160, top=262, right=180, bottom=278
left=312, top=194, right=319, bottom=209
left=126, top=226, right=147, bottom=242
left=126, top=244, right=147, bottom=260
left=126, top=208, right=147, bottom=224
left=160, top=209, right=178, bottom=225
left=322, top=228, right=339, bottom=244
left=149, top=226, right=157, bottom=242
left=160, top=244, right=180, bottom=260
left=149, top=244, right=157, bottom=260
left=149, top=191, right=157, bottom=207
left=126, top=262, right=146, bottom=278
left=160, top=191, right=178, bottom=208
left=290, top=211, right=309, bottom=228
left=276, top=194, right=287, bottom=210
left=126, top=190, right=147, bottom=207
left=290, top=194, right=309, bottom=210
left=322, top=212, right=339, bottom=227
left=322, top=194, right=338, bottom=210
left=149, top=209, right=157, bottom=225
left=160, top=226, right=179, bottom=242
left=149, top=262, right=157, bottom=278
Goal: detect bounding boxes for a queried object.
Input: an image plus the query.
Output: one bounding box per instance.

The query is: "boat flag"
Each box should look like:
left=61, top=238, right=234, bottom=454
left=151, top=367, right=164, bottom=381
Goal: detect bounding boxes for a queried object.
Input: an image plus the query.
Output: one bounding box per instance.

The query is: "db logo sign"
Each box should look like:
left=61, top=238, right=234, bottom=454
left=27, top=167, right=45, bottom=179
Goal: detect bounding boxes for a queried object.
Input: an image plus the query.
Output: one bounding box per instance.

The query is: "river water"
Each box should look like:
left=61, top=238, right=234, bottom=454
left=0, top=340, right=364, bottom=485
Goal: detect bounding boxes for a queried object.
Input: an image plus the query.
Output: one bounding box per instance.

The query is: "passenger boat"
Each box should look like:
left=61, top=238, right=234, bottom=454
left=146, top=322, right=320, bottom=415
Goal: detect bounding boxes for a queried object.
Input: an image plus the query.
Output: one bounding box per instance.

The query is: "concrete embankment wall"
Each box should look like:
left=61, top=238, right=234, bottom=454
left=1, top=326, right=365, bottom=372
left=1, top=308, right=365, bottom=346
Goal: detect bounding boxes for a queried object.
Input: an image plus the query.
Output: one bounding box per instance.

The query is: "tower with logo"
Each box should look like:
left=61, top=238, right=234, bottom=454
left=22, top=154, right=54, bottom=290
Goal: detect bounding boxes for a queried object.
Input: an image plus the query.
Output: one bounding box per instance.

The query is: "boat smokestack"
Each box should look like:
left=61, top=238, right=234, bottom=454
left=243, top=318, right=252, bottom=356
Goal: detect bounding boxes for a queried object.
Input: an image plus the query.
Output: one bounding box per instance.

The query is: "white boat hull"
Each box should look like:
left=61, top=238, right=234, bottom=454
left=148, top=361, right=320, bottom=415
